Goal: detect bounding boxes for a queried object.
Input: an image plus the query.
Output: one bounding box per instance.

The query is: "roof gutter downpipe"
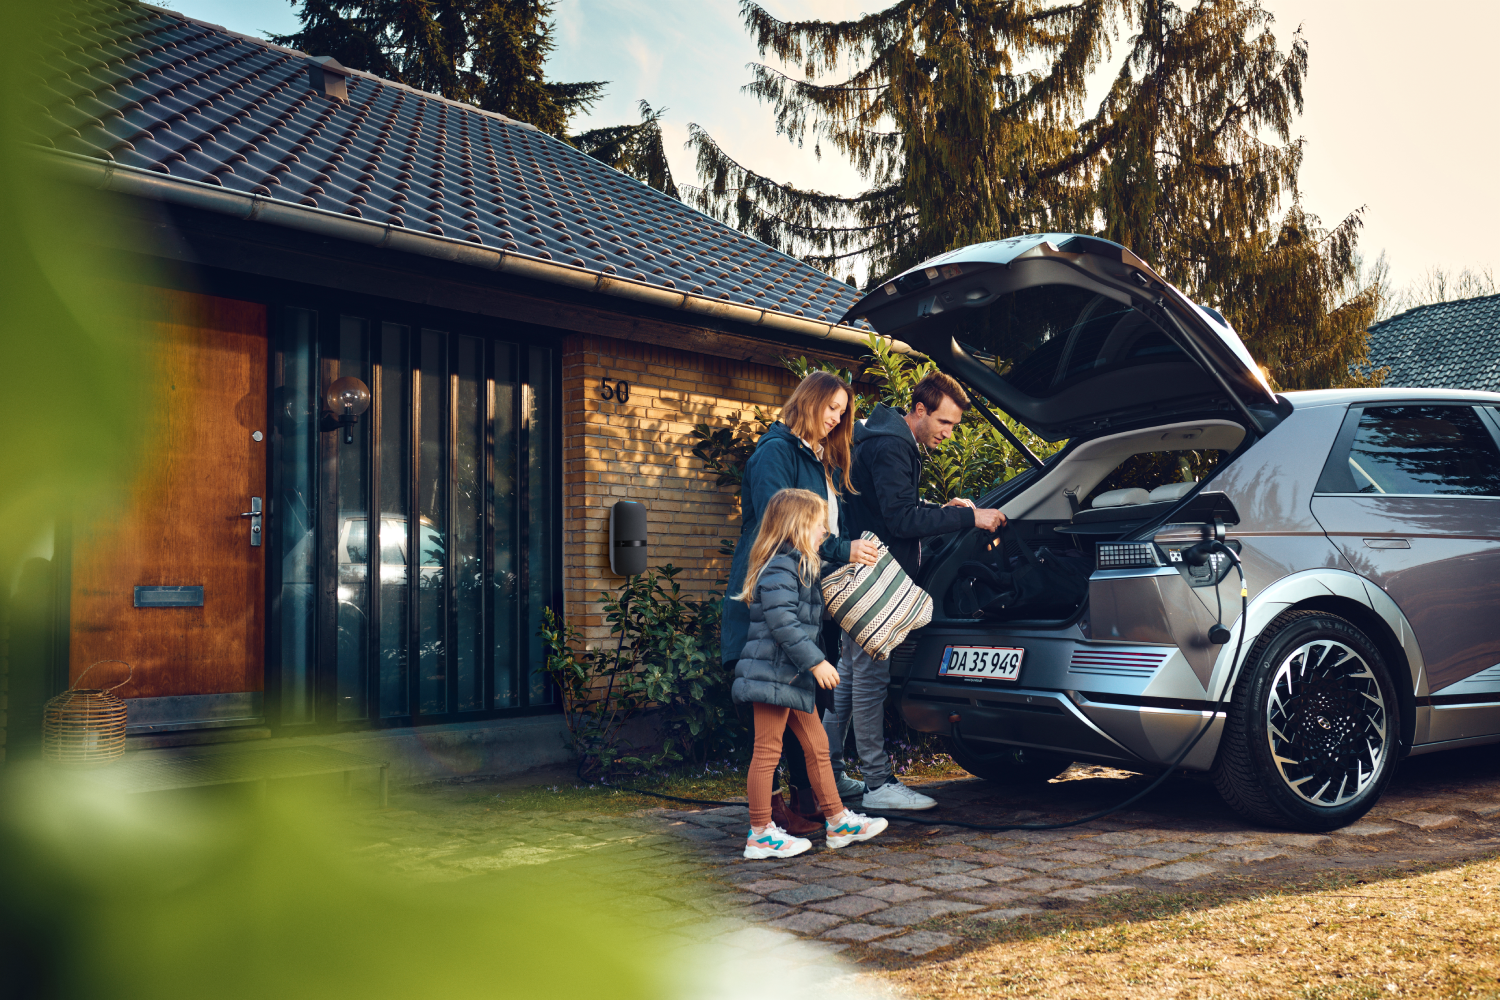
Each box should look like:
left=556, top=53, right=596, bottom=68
left=41, top=148, right=914, bottom=357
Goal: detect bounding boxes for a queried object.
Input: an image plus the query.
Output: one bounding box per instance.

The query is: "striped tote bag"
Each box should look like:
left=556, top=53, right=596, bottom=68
left=821, top=532, right=933, bottom=660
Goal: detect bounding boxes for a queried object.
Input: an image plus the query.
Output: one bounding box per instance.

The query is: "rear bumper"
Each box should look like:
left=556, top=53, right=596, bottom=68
left=896, top=625, right=1224, bottom=770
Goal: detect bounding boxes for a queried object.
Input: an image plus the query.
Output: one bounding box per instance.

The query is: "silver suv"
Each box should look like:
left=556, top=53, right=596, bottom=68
left=845, top=233, right=1500, bottom=831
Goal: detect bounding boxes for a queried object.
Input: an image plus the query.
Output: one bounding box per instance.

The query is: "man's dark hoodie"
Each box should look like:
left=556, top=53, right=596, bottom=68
left=846, top=404, right=975, bottom=578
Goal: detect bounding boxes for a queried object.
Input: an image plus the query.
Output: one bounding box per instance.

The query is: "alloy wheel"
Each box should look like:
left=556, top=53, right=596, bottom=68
left=1265, top=639, right=1389, bottom=807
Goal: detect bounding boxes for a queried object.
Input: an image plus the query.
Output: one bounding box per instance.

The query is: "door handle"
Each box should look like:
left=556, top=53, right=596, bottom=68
left=240, top=496, right=262, bottom=547
left=1363, top=537, right=1410, bottom=549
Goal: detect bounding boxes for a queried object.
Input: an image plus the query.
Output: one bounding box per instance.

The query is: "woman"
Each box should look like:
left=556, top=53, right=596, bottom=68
left=721, top=370, right=880, bottom=834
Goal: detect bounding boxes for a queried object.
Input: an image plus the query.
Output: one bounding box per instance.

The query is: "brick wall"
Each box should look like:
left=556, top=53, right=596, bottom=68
left=561, top=333, right=802, bottom=645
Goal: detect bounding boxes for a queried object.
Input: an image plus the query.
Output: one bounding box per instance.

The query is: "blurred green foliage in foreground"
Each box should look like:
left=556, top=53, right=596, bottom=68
left=2, top=6, right=676, bottom=998
left=0, top=767, right=672, bottom=1000
left=0, top=1, right=150, bottom=575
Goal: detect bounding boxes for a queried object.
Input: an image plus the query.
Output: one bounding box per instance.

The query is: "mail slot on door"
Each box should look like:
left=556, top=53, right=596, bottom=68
left=134, top=586, right=205, bottom=608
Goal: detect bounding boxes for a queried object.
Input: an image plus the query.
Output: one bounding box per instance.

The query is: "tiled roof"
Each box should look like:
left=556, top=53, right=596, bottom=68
left=1367, top=294, right=1500, bottom=392
left=27, top=1, right=867, bottom=327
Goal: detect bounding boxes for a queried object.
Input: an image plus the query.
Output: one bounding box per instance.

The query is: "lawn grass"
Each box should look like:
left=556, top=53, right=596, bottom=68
left=877, top=853, right=1500, bottom=999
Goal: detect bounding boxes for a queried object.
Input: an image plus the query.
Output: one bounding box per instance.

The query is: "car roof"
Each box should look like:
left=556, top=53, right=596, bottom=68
left=1284, top=387, right=1500, bottom=408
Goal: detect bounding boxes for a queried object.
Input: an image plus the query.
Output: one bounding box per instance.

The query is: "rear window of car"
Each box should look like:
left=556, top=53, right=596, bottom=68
left=1082, top=449, right=1227, bottom=507
left=1318, top=405, right=1500, bottom=496
left=950, top=284, right=1188, bottom=399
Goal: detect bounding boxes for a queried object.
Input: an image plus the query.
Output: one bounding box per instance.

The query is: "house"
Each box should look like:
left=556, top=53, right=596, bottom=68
left=1366, top=295, right=1500, bottom=391
left=5, top=0, right=896, bottom=780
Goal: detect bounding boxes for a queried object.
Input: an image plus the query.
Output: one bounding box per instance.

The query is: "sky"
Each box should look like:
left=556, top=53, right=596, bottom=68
left=163, top=0, right=1499, bottom=291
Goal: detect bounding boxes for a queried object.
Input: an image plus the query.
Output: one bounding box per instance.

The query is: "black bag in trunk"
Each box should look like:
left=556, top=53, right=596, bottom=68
left=952, top=531, right=1092, bottom=620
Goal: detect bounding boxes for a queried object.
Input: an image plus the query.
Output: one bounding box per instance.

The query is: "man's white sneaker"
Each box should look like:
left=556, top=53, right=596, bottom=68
left=834, top=771, right=867, bottom=799
left=744, top=821, right=812, bottom=860
left=825, top=809, right=889, bottom=849
left=861, top=780, right=938, bottom=811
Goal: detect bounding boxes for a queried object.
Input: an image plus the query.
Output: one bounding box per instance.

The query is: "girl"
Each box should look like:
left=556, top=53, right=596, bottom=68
left=720, top=370, right=880, bottom=835
left=732, top=488, right=888, bottom=859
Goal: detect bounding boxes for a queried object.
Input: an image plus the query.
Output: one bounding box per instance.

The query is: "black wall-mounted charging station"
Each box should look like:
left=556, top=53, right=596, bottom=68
left=609, top=500, right=648, bottom=576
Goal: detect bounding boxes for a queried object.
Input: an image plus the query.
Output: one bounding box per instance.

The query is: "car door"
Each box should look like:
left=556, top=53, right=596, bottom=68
left=1310, top=402, right=1500, bottom=743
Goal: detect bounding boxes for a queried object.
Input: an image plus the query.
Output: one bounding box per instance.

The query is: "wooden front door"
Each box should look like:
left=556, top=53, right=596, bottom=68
left=69, top=288, right=268, bottom=722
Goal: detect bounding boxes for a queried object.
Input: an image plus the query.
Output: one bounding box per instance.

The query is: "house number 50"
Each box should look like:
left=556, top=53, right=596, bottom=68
left=600, top=377, right=630, bottom=403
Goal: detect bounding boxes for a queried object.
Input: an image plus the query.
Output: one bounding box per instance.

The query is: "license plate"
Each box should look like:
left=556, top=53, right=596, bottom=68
left=940, top=645, right=1025, bottom=681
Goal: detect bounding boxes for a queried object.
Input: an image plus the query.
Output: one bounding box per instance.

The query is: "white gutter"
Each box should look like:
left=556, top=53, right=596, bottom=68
left=40, top=148, right=914, bottom=356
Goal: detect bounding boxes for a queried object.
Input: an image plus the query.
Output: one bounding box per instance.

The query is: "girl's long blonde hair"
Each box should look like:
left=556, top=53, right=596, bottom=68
left=735, top=489, right=827, bottom=604
left=780, top=371, right=856, bottom=492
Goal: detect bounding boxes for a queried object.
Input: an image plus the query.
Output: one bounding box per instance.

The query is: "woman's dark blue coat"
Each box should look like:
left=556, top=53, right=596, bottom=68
left=720, top=420, right=852, bottom=666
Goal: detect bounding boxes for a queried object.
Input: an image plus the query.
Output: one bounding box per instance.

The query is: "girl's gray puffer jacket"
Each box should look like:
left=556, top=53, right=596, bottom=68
left=731, top=544, right=826, bottom=714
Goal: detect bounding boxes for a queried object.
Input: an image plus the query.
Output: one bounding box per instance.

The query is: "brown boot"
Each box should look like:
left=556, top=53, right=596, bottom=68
left=790, top=785, right=827, bottom=825
left=771, top=792, right=822, bottom=837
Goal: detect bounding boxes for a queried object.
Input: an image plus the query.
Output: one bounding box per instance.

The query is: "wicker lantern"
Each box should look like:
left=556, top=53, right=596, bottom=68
left=42, top=660, right=132, bottom=765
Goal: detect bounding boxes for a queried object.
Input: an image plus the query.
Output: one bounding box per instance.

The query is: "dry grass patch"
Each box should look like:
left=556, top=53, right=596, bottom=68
left=876, top=854, right=1500, bottom=999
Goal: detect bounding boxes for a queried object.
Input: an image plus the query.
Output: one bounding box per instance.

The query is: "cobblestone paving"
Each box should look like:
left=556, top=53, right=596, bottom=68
left=359, top=745, right=1500, bottom=991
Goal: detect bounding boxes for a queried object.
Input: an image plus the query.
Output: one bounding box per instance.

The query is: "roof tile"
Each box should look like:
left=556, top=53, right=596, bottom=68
left=29, top=4, right=874, bottom=329
left=1367, top=294, right=1500, bottom=392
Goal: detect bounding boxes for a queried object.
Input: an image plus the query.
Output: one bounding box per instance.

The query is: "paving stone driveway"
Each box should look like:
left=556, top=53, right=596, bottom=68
left=372, top=744, right=1500, bottom=989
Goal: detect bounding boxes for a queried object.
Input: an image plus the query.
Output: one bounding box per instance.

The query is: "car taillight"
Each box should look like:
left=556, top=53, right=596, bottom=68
left=1095, top=541, right=1160, bottom=570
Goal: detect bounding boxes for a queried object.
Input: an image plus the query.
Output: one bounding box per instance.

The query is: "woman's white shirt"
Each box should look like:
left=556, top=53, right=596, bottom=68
left=800, top=436, right=840, bottom=536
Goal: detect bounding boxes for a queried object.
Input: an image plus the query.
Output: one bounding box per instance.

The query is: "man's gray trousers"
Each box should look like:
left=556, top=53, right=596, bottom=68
left=823, top=629, right=892, bottom=789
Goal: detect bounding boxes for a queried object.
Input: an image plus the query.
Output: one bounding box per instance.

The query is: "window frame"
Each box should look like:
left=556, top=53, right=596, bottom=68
left=270, top=294, right=563, bottom=734
left=1314, top=401, right=1500, bottom=498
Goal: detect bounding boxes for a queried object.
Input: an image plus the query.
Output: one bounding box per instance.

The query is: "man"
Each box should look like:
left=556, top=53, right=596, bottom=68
left=828, top=370, right=1006, bottom=811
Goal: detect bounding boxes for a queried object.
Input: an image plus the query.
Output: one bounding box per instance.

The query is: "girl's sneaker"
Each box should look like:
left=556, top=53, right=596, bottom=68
left=744, top=822, right=812, bottom=860
left=825, top=809, right=889, bottom=849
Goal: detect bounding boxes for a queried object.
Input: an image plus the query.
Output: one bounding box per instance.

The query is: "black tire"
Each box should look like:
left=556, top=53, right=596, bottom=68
left=942, top=735, right=1073, bottom=785
left=1212, top=611, right=1400, bottom=832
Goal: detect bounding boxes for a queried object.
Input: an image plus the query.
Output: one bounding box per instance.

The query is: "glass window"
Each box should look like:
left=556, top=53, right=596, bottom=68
left=526, top=345, right=556, bottom=706
left=950, top=284, right=1184, bottom=399
left=454, top=335, right=485, bottom=713
left=1344, top=405, right=1500, bottom=496
left=335, top=316, right=371, bottom=721
left=378, top=323, right=410, bottom=718
left=1082, top=449, right=1227, bottom=507
left=295, top=314, right=557, bottom=727
left=417, top=329, right=448, bottom=715
left=493, top=344, right=520, bottom=708
left=274, top=308, right=317, bottom=725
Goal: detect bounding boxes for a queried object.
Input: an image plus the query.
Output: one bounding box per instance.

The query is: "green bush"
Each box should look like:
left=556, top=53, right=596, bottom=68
left=540, top=566, right=745, bottom=781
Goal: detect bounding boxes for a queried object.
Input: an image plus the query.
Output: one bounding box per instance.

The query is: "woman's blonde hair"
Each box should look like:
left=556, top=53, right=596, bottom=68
left=735, top=489, right=827, bottom=604
left=780, top=370, right=856, bottom=491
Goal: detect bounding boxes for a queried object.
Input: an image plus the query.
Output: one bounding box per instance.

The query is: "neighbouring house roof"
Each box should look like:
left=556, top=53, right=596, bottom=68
left=27, top=1, right=884, bottom=349
left=1366, top=294, right=1500, bottom=392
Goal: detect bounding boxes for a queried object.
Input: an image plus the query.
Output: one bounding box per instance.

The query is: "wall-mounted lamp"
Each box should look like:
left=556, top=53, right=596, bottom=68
left=322, top=376, right=372, bottom=443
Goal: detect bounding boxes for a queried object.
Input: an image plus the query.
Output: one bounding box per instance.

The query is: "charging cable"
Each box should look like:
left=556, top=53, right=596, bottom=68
left=599, top=543, right=1250, bottom=834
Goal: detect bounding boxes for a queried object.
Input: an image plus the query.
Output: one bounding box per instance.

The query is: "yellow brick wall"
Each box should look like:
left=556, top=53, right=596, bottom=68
left=561, top=333, right=801, bottom=645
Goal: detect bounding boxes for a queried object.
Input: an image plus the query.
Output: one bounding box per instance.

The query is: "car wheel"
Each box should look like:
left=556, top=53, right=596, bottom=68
left=942, top=735, right=1073, bottom=785
left=1212, top=610, right=1399, bottom=832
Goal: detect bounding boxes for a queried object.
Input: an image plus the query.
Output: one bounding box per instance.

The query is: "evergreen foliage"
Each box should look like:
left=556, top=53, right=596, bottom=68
left=691, top=336, right=1058, bottom=509
left=688, top=0, right=1383, bottom=390
left=274, top=1, right=678, bottom=194
left=273, top=1, right=603, bottom=136
left=572, top=101, right=679, bottom=200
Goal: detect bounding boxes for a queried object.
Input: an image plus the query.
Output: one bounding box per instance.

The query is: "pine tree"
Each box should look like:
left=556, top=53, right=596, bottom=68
left=572, top=101, right=679, bottom=200
left=689, top=0, right=1381, bottom=390
left=273, top=1, right=601, bottom=136
left=273, top=0, right=675, bottom=196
